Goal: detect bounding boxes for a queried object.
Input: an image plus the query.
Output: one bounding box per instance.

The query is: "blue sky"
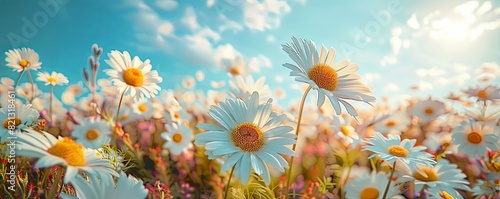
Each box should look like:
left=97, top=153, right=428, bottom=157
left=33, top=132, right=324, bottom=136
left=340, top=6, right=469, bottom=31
left=1, top=0, right=499, bottom=107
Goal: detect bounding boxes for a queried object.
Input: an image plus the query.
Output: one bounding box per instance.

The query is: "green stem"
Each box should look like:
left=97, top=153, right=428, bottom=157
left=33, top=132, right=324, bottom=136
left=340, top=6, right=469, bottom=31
left=49, top=85, right=53, bottom=124
left=26, top=69, right=35, bottom=104
left=284, top=86, right=311, bottom=199
left=340, top=165, right=352, bottom=199
left=113, top=92, right=126, bottom=148
left=47, top=167, right=64, bottom=199
left=382, top=161, right=397, bottom=199
left=13, top=70, right=25, bottom=89
left=224, top=165, right=235, bottom=199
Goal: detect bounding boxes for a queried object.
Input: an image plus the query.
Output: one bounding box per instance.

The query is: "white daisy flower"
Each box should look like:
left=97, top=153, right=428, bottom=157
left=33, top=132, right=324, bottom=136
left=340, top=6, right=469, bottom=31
left=330, top=116, right=360, bottom=145
left=451, top=119, right=498, bottom=159
left=281, top=37, right=375, bottom=117
left=36, top=71, right=69, bottom=86
left=182, top=76, right=196, bottom=89
left=16, top=129, right=118, bottom=184
left=398, top=160, right=470, bottom=198
left=374, top=112, right=410, bottom=134
left=161, top=123, right=194, bottom=156
left=0, top=104, right=39, bottom=141
left=131, top=99, right=155, bottom=119
left=72, top=118, right=112, bottom=149
left=363, top=132, right=436, bottom=169
left=345, top=171, right=403, bottom=199
left=5, top=48, right=42, bottom=72
left=471, top=180, right=499, bottom=198
left=221, top=56, right=248, bottom=77
left=60, top=171, right=148, bottom=199
left=195, top=91, right=296, bottom=185
left=104, top=50, right=163, bottom=102
left=410, top=99, right=446, bottom=124
left=463, top=85, right=500, bottom=102
left=229, top=75, right=271, bottom=103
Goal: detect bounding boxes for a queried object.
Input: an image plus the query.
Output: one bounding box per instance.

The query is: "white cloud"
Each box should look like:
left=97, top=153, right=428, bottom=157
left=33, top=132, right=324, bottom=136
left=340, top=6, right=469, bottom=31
left=244, top=0, right=291, bottom=31
left=383, top=83, right=400, bottom=92
left=380, top=55, right=397, bottom=66
left=363, top=73, right=381, bottom=83
left=415, top=67, right=446, bottom=77
left=266, top=35, right=276, bottom=43
left=182, top=7, right=200, bottom=31
left=158, top=22, right=174, bottom=36
left=155, top=0, right=178, bottom=11
left=206, top=0, right=215, bottom=8
left=218, top=15, right=244, bottom=33
left=407, top=14, right=420, bottom=29
left=247, top=55, right=272, bottom=72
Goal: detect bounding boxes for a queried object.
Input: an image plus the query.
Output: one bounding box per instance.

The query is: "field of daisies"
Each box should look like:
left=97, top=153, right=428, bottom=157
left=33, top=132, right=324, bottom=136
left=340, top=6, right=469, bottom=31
left=0, top=38, right=499, bottom=199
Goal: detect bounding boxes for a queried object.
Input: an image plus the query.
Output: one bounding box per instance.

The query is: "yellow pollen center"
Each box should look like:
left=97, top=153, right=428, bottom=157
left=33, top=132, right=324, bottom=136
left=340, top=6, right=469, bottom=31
left=359, top=186, right=379, bottom=199
left=230, top=122, right=264, bottom=152
left=439, top=191, right=453, bottom=199
left=307, top=64, right=338, bottom=91
left=172, top=133, right=183, bottom=143
left=138, top=104, right=148, bottom=112
left=340, top=126, right=350, bottom=136
left=19, top=59, right=29, bottom=67
left=122, top=68, right=144, bottom=87
left=387, top=145, right=409, bottom=157
left=229, top=67, right=240, bottom=75
left=47, top=138, right=85, bottom=166
left=386, top=121, right=396, bottom=127
left=477, top=90, right=488, bottom=99
left=3, top=118, right=22, bottom=129
left=467, top=132, right=482, bottom=144
left=85, top=129, right=99, bottom=141
left=413, top=167, right=438, bottom=182
left=424, top=107, right=434, bottom=115
left=47, top=77, right=57, bottom=83
left=174, top=113, right=180, bottom=119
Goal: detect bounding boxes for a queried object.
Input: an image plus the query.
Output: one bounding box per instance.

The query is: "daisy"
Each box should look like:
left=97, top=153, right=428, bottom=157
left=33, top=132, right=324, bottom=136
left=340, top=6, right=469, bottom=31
left=330, top=116, right=360, bottom=145
left=281, top=37, right=375, bottom=117
left=344, top=171, right=402, bottom=199
left=472, top=180, right=499, bottom=197
left=451, top=119, right=498, bottom=159
left=195, top=91, right=296, bottom=185
left=5, top=48, right=42, bottom=72
left=0, top=104, right=39, bottom=141
left=182, top=76, right=196, bottom=89
left=363, top=132, right=436, bottom=169
left=104, top=50, right=163, bottom=102
left=463, top=85, right=500, bottom=102
left=410, top=99, right=446, bottom=124
left=72, top=118, right=112, bottom=149
left=131, top=100, right=155, bottom=119
left=221, top=56, right=247, bottom=76
left=229, top=75, right=271, bottom=103
left=16, top=129, right=118, bottom=184
left=374, top=112, right=410, bottom=134
left=398, top=160, right=470, bottom=198
left=60, top=171, right=148, bottom=199
left=161, top=123, right=194, bottom=156
left=36, top=71, right=69, bottom=86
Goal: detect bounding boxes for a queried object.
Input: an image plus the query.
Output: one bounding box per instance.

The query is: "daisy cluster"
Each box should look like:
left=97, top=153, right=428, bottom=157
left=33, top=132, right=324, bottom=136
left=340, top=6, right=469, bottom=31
left=0, top=38, right=499, bottom=199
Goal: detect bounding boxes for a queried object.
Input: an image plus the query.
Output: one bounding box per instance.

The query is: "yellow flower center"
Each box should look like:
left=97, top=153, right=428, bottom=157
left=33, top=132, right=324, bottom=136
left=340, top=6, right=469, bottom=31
left=138, top=104, right=148, bottom=112
left=308, top=64, right=338, bottom=91
left=467, top=132, right=482, bottom=144
left=47, top=77, right=57, bottom=84
left=85, top=129, right=99, bottom=141
left=230, top=122, right=264, bottom=152
left=477, top=90, right=488, bottom=99
left=122, top=68, right=144, bottom=87
left=172, top=133, right=183, bottom=143
left=3, top=118, right=22, bottom=129
left=424, top=107, right=434, bottom=115
left=413, top=167, right=438, bottom=182
left=439, top=191, right=453, bottom=199
left=47, top=138, right=85, bottom=166
left=229, top=67, right=240, bottom=75
left=387, top=145, right=409, bottom=157
left=486, top=162, right=500, bottom=173
left=359, top=186, right=379, bottom=199
left=19, top=59, right=29, bottom=67
left=340, top=126, right=350, bottom=136
left=386, top=121, right=396, bottom=127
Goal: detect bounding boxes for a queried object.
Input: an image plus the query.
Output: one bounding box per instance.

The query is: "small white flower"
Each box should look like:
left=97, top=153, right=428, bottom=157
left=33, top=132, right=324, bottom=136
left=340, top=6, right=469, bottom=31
left=161, top=123, right=194, bottom=156
left=5, top=48, right=42, bottom=72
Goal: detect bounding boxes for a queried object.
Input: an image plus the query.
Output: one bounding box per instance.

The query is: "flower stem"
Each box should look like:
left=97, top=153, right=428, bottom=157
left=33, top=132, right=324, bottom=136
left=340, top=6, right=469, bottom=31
left=382, top=161, right=397, bottom=199
left=47, top=167, right=64, bottom=198
left=340, top=165, right=352, bottom=199
left=26, top=69, right=35, bottom=104
left=113, top=92, right=126, bottom=148
left=419, top=185, right=426, bottom=199
left=284, top=86, right=311, bottom=199
left=224, top=165, right=235, bottom=199
left=49, top=85, right=53, bottom=124
left=13, top=70, right=25, bottom=89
